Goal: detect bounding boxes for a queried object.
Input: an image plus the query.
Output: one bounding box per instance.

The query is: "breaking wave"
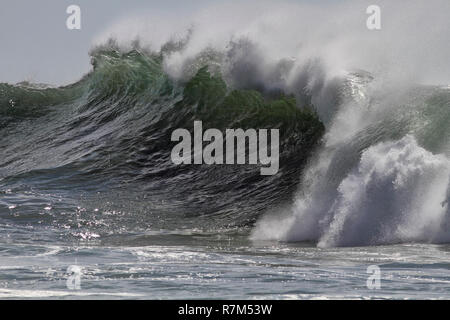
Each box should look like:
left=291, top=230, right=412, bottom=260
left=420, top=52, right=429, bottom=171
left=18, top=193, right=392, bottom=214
left=1, top=0, right=449, bottom=246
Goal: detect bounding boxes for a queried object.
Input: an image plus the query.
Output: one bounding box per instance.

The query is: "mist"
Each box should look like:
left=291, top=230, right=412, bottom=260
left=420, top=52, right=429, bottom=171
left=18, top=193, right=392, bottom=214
left=95, top=0, right=450, bottom=87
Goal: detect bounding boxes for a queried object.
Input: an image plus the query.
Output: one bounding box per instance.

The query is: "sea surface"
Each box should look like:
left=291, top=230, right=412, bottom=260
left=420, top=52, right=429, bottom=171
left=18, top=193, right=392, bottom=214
left=1, top=41, right=449, bottom=299
left=1, top=229, right=449, bottom=299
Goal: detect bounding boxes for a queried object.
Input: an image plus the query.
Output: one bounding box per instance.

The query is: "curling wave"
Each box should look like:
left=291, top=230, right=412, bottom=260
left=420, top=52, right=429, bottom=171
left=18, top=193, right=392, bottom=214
left=1, top=0, right=450, bottom=246
left=0, top=47, right=324, bottom=238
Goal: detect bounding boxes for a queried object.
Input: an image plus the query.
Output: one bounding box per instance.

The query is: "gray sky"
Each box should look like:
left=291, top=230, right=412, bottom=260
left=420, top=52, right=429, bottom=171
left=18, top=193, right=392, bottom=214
left=1, top=0, right=448, bottom=86
left=0, top=0, right=215, bottom=85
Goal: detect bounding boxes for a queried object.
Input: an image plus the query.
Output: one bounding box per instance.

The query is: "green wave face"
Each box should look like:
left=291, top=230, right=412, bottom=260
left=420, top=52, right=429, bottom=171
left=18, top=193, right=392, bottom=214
left=0, top=48, right=325, bottom=230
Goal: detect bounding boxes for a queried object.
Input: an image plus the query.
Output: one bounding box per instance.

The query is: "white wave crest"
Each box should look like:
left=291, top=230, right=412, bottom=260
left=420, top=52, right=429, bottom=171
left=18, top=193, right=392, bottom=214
left=252, top=135, right=450, bottom=247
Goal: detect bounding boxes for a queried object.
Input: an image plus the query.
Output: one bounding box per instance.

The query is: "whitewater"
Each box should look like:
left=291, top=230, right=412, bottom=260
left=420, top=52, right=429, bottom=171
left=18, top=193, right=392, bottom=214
left=0, top=0, right=449, bottom=299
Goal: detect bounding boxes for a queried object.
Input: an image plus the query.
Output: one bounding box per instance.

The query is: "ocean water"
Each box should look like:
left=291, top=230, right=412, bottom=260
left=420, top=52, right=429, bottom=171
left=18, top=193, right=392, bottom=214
left=1, top=232, right=449, bottom=299
left=0, top=60, right=448, bottom=299
left=1, top=1, right=450, bottom=300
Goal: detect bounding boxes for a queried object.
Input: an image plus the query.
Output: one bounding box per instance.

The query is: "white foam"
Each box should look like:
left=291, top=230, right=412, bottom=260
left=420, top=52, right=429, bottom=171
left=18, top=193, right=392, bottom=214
left=253, top=135, right=450, bottom=247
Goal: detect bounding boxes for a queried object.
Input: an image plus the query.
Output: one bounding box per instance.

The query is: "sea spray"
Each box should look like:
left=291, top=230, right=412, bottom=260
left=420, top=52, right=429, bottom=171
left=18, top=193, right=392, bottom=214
left=252, top=82, right=450, bottom=246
